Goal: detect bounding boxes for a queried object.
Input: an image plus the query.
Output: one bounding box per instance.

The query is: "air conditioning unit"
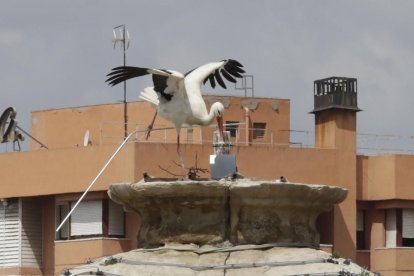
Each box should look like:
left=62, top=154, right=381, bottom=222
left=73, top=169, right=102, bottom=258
left=210, top=131, right=236, bottom=180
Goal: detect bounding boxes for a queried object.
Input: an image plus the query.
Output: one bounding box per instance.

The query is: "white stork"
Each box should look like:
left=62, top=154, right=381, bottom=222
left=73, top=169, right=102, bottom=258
left=106, top=59, right=245, bottom=166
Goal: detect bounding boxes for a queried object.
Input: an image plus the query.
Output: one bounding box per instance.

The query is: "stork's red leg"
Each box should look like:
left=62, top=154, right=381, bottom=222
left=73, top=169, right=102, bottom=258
left=177, top=134, right=185, bottom=169
left=145, top=111, right=158, bottom=140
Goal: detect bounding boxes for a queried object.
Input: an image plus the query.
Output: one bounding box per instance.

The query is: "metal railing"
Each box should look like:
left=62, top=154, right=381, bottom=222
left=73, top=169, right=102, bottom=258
left=2, top=120, right=414, bottom=156
left=98, top=121, right=315, bottom=148
left=357, top=132, right=414, bottom=155
left=99, top=121, right=205, bottom=145
left=99, top=121, right=414, bottom=155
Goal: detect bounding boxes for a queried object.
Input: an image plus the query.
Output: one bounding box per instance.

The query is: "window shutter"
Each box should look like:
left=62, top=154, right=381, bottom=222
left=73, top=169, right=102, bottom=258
left=252, top=122, right=266, bottom=139
left=0, top=201, right=20, bottom=267
left=71, top=200, right=102, bottom=236
left=21, top=198, right=42, bottom=267
left=57, top=204, right=70, bottom=239
left=357, top=210, right=364, bottom=231
left=386, top=209, right=397, bottom=248
left=403, top=208, right=414, bottom=239
left=108, top=200, right=124, bottom=236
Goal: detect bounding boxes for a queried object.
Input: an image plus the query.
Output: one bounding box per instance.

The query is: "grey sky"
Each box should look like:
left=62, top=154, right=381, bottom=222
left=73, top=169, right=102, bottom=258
left=1, top=1, right=414, bottom=152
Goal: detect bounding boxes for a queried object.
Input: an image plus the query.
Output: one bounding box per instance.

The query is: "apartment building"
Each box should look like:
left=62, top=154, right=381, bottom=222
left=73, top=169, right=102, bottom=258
left=0, top=77, right=412, bottom=275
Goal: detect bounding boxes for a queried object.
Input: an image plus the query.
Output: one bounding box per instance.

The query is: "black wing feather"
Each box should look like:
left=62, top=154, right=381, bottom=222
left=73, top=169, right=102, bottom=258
left=225, top=67, right=243, bottom=78
left=220, top=69, right=237, bottom=83
left=200, top=59, right=245, bottom=89
left=105, top=66, right=150, bottom=86
left=106, top=66, right=175, bottom=101
left=214, top=70, right=226, bottom=89
left=152, top=74, right=173, bottom=101
left=229, top=59, right=243, bottom=67
left=224, top=63, right=245, bottom=74
left=209, top=75, right=216, bottom=88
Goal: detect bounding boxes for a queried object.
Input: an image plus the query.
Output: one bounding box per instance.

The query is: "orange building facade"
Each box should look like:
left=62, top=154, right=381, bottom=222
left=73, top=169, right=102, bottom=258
left=0, top=78, right=412, bottom=275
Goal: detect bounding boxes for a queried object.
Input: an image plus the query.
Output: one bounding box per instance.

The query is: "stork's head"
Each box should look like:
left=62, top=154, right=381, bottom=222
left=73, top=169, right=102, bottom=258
left=212, top=102, right=225, bottom=140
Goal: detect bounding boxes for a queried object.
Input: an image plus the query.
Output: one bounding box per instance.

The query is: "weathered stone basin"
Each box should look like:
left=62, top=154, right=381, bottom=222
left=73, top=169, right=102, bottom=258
left=108, top=179, right=347, bottom=248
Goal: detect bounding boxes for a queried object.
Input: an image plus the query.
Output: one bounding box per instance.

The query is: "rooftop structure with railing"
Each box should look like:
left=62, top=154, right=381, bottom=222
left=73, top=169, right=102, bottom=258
left=313, top=76, right=360, bottom=112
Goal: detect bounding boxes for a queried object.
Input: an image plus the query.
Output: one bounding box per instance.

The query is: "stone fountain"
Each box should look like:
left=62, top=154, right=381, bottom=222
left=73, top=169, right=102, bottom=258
left=66, top=178, right=377, bottom=276
left=108, top=178, right=347, bottom=249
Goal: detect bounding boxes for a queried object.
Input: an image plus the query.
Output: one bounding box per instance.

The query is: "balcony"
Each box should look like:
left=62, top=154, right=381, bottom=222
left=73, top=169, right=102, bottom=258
left=54, top=237, right=132, bottom=274
left=371, top=247, right=414, bottom=273
left=357, top=155, right=414, bottom=201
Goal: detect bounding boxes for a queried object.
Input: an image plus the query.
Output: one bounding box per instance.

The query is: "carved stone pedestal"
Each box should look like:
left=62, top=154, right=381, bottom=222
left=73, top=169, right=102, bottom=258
left=229, top=182, right=347, bottom=246
left=109, top=181, right=228, bottom=247
left=108, top=179, right=347, bottom=248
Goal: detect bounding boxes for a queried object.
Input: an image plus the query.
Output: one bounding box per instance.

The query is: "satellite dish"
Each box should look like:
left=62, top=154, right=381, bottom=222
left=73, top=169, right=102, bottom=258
left=0, top=107, right=26, bottom=151
left=83, top=129, right=91, bottom=147
left=0, top=107, right=19, bottom=143
left=0, top=107, right=48, bottom=150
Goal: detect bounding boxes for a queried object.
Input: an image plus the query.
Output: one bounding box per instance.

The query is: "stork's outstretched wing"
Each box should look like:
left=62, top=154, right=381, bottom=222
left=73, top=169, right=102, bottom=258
left=184, top=59, right=245, bottom=89
left=106, top=66, right=184, bottom=101
left=106, top=59, right=244, bottom=101
left=106, top=66, right=171, bottom=86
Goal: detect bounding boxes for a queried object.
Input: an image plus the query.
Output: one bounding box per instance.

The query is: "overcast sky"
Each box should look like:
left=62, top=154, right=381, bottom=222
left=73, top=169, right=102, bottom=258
left=1, top=1, right=414, bottom=152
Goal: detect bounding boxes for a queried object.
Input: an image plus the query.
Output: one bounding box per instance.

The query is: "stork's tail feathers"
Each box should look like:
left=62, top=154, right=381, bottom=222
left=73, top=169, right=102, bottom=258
left=139, top=87, right=159, bottom=107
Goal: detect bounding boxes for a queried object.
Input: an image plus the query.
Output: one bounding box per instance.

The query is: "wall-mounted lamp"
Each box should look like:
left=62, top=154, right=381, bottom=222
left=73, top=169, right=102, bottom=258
left=1, top=198, right=9, bottom=207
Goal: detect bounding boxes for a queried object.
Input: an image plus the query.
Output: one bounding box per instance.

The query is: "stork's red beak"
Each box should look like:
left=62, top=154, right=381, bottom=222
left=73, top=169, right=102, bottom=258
left=217, top=116, right=224, bottom=141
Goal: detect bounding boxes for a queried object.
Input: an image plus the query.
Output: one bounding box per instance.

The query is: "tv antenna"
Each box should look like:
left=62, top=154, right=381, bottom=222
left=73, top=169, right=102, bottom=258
left=112, top=24, right=131, bottom=140
left=235, top=75, right=254, bottom=97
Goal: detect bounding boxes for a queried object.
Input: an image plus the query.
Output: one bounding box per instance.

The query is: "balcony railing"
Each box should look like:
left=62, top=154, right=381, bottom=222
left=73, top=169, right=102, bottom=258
left=313, top=76, right=359, bottom=112
left=4, top=121, right=414, bottom=155
left=98, top=121, right=315, bottom=149
left=314, top=90, right=358, bottom=111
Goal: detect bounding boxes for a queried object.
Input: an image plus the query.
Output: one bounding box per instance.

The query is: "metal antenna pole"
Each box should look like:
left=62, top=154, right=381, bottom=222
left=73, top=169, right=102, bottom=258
left=113, top=24, right=130, bottom=140
left=16, top=125, right=48, bottom=149
left=122, top=26, right=127, bottom=140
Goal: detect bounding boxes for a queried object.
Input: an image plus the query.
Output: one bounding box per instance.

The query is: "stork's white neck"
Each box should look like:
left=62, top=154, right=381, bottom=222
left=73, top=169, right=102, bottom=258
left=198, top=102, right=224, bottom=126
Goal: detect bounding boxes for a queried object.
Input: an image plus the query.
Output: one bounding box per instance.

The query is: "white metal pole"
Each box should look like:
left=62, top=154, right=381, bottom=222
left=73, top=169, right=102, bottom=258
left=56, top=130, right=137, bottom=232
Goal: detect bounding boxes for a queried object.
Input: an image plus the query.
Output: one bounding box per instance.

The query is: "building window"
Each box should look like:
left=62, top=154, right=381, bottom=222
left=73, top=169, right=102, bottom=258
left=386, top=209, right=397, bottom=248
left=225, top=121, right=239, bottom=138
left=252, top=122, right=266, bottom=139
left=71, top=200, right=103, bottom=237
left=385, top=208, right=414, bottom=248
left=108, top=200, right=125, bottom=237
left=403, top=208, right=414, bottom=246
left=57, top=204, right=70, bottom=240
left=356, top=210, right=366, bottom=250
left=56, top=199, right=125, bottom=240
left=0, top=199, right=20, bottom=267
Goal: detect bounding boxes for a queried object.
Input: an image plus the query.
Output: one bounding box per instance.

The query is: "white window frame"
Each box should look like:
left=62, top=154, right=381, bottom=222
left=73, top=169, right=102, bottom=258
left=55, top=198, right=125, bottom=240
left=386, top=209, right=397, bottom=248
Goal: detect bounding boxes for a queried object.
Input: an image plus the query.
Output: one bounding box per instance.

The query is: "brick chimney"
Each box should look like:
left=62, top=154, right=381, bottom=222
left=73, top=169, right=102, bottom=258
left=312, top=77, right=361, bottom=152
